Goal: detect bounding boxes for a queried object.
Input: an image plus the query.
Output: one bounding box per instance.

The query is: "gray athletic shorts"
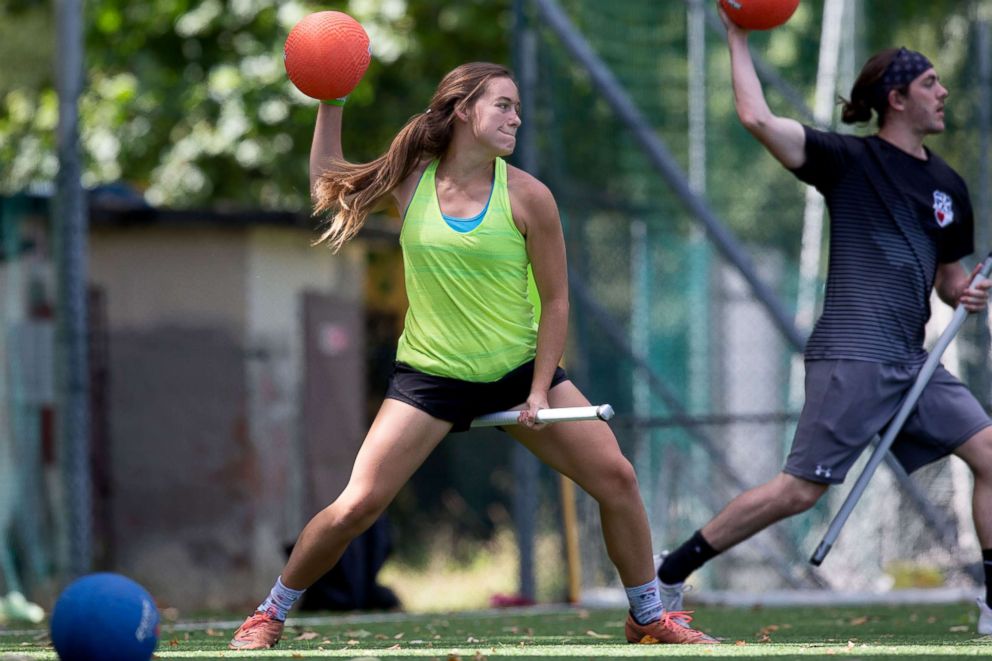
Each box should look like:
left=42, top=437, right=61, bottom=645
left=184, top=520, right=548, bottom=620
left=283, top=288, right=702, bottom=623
left=784, top=359, right=992, bottom=484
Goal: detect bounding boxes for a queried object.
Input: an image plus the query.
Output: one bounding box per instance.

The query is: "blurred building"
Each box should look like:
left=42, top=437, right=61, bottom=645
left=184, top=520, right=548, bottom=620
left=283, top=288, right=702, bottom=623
left=0, top=190, right=403, bottom=610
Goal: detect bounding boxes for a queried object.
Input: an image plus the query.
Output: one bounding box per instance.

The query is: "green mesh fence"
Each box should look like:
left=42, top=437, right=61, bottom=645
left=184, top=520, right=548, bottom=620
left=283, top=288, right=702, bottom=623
left=522, top=0, right=992, bottom=600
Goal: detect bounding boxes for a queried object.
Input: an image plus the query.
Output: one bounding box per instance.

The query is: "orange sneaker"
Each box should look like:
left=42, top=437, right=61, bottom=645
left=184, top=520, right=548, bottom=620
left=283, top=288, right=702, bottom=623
left=229, top=610, right=285, bottom=650
left=625, top=611, right=719, bottom=644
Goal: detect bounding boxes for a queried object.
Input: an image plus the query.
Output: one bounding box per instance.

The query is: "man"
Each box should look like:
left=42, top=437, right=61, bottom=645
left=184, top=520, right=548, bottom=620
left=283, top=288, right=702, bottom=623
left=656, top=6, right=992, bottom=633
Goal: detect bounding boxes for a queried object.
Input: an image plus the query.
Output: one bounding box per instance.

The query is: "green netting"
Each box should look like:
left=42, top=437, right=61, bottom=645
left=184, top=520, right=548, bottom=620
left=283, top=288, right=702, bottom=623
left=524, top=0, right=992, bottom=598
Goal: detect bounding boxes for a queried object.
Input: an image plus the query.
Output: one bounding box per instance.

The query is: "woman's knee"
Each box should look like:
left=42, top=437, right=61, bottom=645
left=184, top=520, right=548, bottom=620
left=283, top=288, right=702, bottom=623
left=325, top=492, right=388, bottom=537
left=585, top=457, right=640, bottom=504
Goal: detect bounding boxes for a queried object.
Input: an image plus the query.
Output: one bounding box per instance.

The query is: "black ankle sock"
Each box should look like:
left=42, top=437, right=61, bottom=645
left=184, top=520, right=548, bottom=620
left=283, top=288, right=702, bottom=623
left=657, top=530, right=720, bottom=585
left=983, top=549, right=992, bottom=606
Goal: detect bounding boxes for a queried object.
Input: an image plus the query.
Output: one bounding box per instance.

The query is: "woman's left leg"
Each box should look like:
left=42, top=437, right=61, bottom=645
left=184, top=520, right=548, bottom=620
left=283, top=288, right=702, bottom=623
left=507, top=380, right=652, bottom=587
left=508, top=380, right=717, bottom=644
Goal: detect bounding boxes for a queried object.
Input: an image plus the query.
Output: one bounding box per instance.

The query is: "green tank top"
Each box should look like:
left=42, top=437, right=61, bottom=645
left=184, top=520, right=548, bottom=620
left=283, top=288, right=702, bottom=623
left=396, top=158, right=538, bottom=382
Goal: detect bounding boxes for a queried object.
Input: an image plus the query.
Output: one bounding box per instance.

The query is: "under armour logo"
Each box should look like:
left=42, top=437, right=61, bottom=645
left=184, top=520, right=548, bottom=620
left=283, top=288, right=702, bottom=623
left=814, top=465, right=832, bottom=479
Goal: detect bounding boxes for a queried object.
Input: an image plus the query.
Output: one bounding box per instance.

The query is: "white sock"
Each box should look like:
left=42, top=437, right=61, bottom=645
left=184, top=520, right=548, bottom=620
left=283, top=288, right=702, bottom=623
left=625, top=578, right=664, bottom=625
left=257, top=576, right=305, bottom=622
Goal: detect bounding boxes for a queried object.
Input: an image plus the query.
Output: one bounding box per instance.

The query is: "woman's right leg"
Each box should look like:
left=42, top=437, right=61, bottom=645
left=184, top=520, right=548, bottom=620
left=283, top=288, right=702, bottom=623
left=231, top=399, right=451, bottom=649
left=282, top=398, right=453, bottom=589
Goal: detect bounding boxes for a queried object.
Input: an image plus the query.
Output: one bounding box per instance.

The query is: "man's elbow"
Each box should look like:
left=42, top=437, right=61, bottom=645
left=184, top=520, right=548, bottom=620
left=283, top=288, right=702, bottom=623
left=736, top=106, right=768, bottom=132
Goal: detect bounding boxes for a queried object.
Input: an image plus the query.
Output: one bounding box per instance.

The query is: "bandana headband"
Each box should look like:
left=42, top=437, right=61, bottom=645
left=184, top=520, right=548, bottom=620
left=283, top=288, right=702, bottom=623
left=872, top=47, right=933, bottom=107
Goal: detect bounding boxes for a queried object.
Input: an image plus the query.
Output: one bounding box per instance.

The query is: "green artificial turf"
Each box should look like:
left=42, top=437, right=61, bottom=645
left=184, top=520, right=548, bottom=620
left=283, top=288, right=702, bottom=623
left=2, top=602, right=991, bottom=659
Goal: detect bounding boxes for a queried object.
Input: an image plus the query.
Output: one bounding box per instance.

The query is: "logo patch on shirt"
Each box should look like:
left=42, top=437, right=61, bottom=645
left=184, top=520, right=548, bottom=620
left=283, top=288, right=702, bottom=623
left=933, top=190, right=955, bottom=228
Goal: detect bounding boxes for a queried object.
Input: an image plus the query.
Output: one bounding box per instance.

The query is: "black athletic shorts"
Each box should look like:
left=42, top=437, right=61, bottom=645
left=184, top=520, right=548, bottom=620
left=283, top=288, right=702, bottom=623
left=385, top=359, right=570, bottom=432
left=784, top=359, right=992, bottom=484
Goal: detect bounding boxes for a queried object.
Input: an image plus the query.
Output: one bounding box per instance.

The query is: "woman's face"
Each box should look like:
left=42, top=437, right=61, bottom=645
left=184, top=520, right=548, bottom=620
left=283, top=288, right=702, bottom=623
left=465, top=76, right=522, bottom=156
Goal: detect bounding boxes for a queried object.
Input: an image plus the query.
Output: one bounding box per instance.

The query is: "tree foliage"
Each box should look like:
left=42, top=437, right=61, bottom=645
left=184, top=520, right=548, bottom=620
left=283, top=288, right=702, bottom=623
left=2, top=0, right=988, bottom=225
left=0, top=0, right=511, bottom=209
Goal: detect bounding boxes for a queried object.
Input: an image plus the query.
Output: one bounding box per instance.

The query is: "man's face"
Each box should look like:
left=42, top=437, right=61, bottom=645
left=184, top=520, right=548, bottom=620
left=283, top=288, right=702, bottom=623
left=901, top=67, right=949, bottom=134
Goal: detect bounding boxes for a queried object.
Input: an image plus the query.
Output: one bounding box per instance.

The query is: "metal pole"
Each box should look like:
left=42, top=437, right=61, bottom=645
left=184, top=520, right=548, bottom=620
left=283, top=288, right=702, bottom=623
left=532, top=0, right=807, bottom=353
left=511, top=0, right=539, bottom=602
left=630, top=220, right=651, bottom=523
left=686, top=0, right=711, bottom=416
left=54, top=0, right=92, bottom=577
left=963, top=9, right=992, bottom=408
left=788, top=0, right=846, bottom=443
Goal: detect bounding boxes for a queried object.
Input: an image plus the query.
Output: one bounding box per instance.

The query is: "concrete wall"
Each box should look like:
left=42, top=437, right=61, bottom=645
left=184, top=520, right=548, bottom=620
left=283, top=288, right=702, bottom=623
left=88, top=224, right=364, bottom=610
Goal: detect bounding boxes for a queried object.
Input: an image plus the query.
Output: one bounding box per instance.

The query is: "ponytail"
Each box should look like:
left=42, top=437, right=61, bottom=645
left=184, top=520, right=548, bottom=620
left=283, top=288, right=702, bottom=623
left=313, top=62, right=514, bottom=251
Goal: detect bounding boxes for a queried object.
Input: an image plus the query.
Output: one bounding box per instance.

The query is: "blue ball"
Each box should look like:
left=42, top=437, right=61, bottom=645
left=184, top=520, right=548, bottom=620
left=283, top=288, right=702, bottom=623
left=50, top=573, right=160, bottom=661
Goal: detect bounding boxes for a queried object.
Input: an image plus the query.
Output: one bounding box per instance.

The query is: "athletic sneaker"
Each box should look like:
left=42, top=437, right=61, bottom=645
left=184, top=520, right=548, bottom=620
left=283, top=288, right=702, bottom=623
left=976, top=597, right=992, bottom=635
left=229, top=610, right=284, bottom=650
left=654, top=552, right=689, bottom=612
left=625, top=611, right=719, bottom=644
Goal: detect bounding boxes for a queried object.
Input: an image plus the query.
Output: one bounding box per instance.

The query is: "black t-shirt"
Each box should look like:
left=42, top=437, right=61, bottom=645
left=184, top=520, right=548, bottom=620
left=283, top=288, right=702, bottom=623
left=790, top=126, right=974, bottom=364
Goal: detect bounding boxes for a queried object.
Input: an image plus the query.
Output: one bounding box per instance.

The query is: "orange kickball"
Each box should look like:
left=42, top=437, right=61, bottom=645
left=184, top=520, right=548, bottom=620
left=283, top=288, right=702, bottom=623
left=284, top=11, right=371, bottom=101
left=719, top=0, right=800, bottom=30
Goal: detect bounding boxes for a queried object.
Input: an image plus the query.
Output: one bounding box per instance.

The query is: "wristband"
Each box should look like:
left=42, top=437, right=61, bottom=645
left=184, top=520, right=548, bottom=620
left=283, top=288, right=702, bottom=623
left=321, top=97, right=348, bottom=107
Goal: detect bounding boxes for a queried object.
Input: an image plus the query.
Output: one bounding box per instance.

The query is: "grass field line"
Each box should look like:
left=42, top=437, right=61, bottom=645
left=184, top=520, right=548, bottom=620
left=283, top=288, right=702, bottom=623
left=9, top=642, right=989, bottom=658
left=582, top=587, right=978, bottom=608
left=7, top=647, right=992, bottom=661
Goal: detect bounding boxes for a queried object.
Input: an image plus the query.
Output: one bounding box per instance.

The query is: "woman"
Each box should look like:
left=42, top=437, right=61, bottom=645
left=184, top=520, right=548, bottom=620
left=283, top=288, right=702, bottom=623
left=229, top=62, right=716, bottom=650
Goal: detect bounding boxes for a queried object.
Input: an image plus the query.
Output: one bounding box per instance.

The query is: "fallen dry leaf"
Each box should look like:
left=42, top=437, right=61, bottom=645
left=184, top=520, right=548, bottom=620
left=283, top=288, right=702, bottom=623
left=735, top=640, right=747, bottom=646
left=466, top=636, right=481, bottom=643
left=949, top=625, right=969, bottom=632
left=294, top=631, right=318, bottom=641
left=849, top=616, right=870, bottom=625
left=387, top=643, right=402, bottom=650
left=585, top=630, right=611, bottom=638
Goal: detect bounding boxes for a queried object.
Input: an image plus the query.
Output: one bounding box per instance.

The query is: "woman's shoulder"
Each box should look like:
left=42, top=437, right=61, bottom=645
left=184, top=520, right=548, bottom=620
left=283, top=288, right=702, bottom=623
left=506, top=163, right=555, bottom=207
left=505, top=163, right=559, bottom=233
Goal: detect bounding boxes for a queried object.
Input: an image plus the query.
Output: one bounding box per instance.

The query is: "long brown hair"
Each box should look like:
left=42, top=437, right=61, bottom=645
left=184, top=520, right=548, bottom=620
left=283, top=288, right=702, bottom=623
left=313, top=62, right=515, bottom=251
left=840, top=48, right=905, bottom=127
